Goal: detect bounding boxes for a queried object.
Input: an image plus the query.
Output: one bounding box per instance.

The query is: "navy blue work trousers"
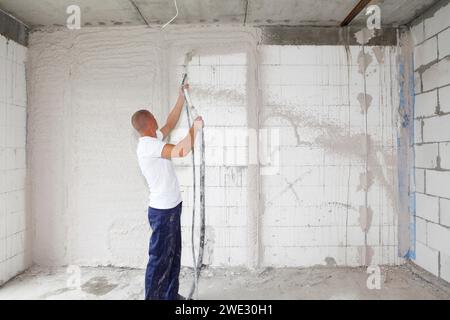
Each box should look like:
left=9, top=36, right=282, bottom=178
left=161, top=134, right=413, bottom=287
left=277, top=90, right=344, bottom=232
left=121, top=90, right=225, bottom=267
left=145, top=201, right=182, bottom=300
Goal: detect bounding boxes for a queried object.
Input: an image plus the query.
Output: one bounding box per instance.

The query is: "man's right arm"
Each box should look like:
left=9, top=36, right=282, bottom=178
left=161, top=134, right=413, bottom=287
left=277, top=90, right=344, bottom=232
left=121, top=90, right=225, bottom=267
left=161, top=116, right=203, bottom=159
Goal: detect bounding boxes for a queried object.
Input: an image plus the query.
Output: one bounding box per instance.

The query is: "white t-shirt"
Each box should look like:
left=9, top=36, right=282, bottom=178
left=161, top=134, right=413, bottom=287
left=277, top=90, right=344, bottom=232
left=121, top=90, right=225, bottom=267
left=136, top=130, right=182, bottom=209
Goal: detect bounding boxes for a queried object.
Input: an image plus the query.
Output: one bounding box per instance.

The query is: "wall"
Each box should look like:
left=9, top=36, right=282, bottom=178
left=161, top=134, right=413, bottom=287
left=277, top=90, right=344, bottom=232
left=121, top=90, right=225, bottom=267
left=411, top=0, right=450, bottom=282
left=0, top=34, right=29, bottom=285
left=259, top=44, right=401, bottom=266
left=27, top=27, right=260, bottom=268
left=27, top=25, right=402, bottom=269
left=172, top=50, right=253, bottom=267
left=162, top=33, right=259, bottom=267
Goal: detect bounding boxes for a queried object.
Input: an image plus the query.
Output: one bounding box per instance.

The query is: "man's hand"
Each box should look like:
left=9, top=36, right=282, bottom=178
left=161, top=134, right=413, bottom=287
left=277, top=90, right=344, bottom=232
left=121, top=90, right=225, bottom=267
left=180, top=84, right=189, bottom=97
left=193, top=116, right=204, bottom=129
left=161, top=115, right=204, bottom=159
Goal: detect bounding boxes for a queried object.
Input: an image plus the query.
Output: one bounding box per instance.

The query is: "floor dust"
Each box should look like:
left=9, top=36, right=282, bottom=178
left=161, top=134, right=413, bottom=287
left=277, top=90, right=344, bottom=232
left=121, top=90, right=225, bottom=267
left=0, top=265, right=449, bottom=300
left=81, top=276, right=118, bottom=296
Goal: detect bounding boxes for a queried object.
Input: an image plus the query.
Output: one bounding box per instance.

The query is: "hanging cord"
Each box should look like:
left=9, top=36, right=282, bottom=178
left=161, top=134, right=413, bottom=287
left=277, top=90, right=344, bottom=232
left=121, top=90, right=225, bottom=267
left=181, top=74, right=198, bottom=299
left=161, top=0, right=179, bottom=29
left=195, top=127, right=206, bottom=297
left=187, top=126, right=206, bottom=301
left=181, top=74, right=206, bottom=300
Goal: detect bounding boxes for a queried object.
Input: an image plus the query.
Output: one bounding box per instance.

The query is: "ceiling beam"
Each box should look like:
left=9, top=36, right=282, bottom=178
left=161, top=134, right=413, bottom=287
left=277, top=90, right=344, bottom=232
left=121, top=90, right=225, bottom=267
left=340, top=0, right=372, bottom=27
left=261, top=26, right=397, bottom=46
left=0, top=8, right=28, bottom=46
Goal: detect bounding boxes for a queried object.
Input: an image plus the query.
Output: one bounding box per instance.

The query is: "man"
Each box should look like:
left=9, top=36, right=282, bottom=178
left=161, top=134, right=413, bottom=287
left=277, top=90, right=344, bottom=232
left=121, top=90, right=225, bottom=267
left=131, top=84, right=203, bottom=300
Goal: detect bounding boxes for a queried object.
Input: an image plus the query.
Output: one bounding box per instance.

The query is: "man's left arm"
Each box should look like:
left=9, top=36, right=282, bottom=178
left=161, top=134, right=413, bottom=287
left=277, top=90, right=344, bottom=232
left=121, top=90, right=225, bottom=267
left=160, top=84, right=188, bottom=139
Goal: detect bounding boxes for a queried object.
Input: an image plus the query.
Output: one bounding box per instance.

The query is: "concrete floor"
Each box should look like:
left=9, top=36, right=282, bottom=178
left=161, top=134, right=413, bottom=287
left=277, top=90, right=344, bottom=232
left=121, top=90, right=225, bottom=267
left=0, top=264, right=449, bottom=300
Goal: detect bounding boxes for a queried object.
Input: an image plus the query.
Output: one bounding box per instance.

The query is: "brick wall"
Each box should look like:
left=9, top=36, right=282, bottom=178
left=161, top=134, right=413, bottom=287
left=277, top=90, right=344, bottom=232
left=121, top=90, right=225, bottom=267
left=0, top=34, right=29, bottom=285
left=411, top=0, right=450, bottom=282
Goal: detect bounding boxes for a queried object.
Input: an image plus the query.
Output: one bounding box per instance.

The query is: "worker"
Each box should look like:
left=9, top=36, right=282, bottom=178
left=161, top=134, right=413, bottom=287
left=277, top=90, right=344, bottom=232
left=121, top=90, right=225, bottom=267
left=131, top=83, right=203, bottom=300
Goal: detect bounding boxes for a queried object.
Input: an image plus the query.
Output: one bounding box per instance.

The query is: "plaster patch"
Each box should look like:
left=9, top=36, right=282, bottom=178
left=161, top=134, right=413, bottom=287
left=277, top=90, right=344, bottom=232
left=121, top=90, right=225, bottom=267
left=357, top=51, right=373, bottom=74
left=354, top=28, right=375, bottom=45
left=372, top=46, right=385, bottom=64
left=358, top=206, right=374, bottom=233
left=357, top=93, right=373, bottom=114
left=357, top=171, right=375, bottom=192
left=358, top=245, right=374, bottom=266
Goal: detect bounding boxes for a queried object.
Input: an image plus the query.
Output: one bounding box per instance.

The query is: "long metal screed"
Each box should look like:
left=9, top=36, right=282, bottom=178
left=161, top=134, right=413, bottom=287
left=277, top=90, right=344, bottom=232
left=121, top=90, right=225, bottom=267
left=181, top=73, right=206, bottom=300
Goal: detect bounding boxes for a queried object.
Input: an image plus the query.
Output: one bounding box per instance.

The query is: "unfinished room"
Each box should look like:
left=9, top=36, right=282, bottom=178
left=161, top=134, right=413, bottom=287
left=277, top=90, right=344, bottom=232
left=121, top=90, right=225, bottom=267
left=1, top=0, right=450, bottom=302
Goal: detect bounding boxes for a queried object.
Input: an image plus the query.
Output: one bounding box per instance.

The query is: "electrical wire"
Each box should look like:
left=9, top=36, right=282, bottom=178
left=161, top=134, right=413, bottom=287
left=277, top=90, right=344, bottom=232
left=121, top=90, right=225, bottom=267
left=161, top=0, right=179, bottom=29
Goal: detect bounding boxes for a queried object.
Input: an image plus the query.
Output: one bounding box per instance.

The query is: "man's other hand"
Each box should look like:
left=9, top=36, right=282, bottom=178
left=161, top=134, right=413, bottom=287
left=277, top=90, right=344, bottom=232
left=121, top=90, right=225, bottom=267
left=193, top=116, right=204, bottom=129
left=180, top=84, right=189, bottom=97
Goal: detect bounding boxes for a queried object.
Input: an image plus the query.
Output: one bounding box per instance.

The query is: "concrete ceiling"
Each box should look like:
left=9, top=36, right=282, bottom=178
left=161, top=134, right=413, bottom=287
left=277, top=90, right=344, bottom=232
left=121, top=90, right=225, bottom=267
left=0, top=0, right=441, bottom=29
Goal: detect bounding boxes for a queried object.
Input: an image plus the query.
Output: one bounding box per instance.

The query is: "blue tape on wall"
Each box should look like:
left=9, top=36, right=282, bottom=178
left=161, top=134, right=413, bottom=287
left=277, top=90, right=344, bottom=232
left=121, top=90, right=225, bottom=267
left=397, top=42, right=416, bottom=260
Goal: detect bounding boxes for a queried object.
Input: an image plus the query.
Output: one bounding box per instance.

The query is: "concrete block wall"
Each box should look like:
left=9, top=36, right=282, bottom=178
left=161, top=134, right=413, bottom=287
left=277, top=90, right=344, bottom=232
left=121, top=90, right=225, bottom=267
left=259, top=45, right=400, bottom=267
left=0, top=34, right=29, bottom=285
left=169, top=51, right=250, bottom=267
left=412, top=0, right=450, bottom=282
left=27, top=26, right=403, bottom=269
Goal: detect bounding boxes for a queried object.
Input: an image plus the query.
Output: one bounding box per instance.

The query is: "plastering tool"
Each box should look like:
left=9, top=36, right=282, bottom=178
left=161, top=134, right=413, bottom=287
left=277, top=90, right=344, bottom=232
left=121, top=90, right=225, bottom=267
left=181, top=74, right=198, bottom=118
